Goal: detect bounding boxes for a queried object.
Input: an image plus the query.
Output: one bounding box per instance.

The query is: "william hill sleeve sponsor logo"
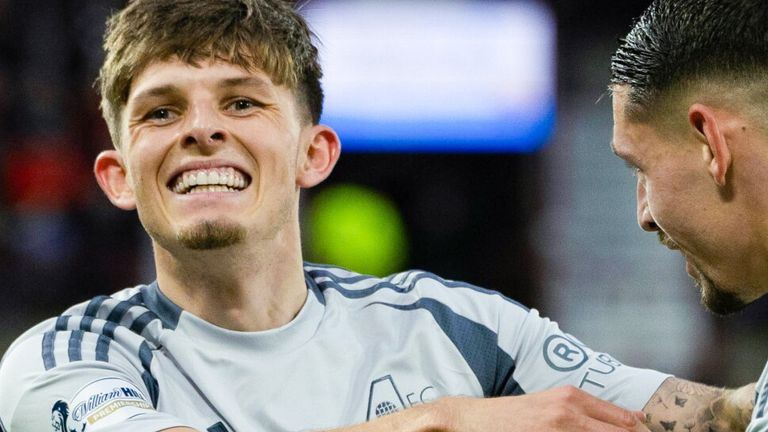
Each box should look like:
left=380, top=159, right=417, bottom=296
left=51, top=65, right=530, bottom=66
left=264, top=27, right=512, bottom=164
left=86, top=399, right=153, bottom=424
left=67, top=378, right=155, bottom=428
left=71, top=386, right=150, bottom=422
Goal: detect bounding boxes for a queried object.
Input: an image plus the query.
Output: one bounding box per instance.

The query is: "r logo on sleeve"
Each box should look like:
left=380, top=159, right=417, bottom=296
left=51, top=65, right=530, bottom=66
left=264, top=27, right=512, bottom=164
left=50, top=377, right=155, bottom=431
left=543, top=334, right=588, bottom=372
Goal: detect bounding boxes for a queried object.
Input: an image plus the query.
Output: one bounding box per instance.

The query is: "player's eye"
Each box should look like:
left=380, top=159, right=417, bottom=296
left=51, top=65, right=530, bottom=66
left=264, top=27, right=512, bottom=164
left=225, top=98, right=262, bottom=113
left=144, top=107, right=178, bottom=123
left=233, top=99, right=254, bottom=110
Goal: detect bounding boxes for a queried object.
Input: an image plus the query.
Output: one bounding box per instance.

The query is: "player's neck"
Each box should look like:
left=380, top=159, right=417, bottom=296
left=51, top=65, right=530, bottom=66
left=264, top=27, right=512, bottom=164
left=151, top=230, right=309, bottom=332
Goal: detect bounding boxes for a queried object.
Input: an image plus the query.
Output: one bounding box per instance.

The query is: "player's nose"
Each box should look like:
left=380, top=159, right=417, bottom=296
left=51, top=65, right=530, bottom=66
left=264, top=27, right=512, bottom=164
left=181, top=104, right=227, bottom=150
left=636, top=180, right=658, bottom=232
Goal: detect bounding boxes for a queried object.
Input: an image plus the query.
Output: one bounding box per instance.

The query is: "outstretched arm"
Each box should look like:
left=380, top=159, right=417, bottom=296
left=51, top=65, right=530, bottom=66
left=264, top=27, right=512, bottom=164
left=642, top=377, right=755, bottom=432
left=157, top=379, right=754, bottom=432
left=325, top=386, right=650, bottom=432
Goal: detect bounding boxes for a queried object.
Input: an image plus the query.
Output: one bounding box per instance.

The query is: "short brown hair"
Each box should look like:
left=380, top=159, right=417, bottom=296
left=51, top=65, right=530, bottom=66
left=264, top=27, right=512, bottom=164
left=99, top=0, right=324, bottom=148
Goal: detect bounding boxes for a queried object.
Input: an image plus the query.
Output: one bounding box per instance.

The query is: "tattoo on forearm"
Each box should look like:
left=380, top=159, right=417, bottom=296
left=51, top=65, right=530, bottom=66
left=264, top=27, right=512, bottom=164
left=655, top=395, right=669, bottom=409
left=660, top=420, right=677, bottom=431
left=643, top=378, right=753, bottom=432
left=672, top=380, right=722, bottom=397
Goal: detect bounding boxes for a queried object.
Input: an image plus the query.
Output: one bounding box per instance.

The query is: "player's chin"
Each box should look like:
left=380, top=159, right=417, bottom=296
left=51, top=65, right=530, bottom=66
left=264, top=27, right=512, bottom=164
left=177, top=220, right=246, bottom=250
left=697, top=275, right=748, bottom=316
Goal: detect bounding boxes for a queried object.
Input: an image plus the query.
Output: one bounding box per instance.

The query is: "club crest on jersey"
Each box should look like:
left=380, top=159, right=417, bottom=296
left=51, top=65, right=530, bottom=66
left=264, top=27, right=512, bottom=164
left=365, top=375, right=439, bottom=420
left=366, top=375, right=406, bottom=420
left=50, top=401, right=85, bottom=432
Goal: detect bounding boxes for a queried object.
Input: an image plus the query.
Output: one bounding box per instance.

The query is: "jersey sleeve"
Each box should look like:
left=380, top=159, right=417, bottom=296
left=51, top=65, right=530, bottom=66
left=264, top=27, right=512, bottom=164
left=497, top=305, right=671, bottom=410
left=0, top=326, right=192, bottom=432
left=747, top=361, right=768, bottom=432
left=748, top=418, right=768, bottom=432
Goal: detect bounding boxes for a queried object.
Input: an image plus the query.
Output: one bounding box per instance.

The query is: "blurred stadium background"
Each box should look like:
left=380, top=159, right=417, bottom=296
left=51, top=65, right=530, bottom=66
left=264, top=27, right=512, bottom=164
left=0, top=0, right=766, bottom=388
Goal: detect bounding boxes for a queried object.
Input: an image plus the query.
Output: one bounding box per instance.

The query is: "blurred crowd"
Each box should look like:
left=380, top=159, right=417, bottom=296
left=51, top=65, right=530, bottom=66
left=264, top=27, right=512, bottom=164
left=0, top=1, right=147, bottom=340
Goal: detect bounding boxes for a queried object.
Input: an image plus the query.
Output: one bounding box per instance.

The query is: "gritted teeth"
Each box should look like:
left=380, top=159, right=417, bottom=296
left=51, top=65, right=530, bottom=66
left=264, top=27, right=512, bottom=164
left=171, top=167, right=250, bottom=194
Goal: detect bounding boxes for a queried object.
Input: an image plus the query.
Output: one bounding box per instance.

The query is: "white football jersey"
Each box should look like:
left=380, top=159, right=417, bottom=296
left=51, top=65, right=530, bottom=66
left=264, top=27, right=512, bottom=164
left=0, top=263, right=670, bottom=432
left=748, top=361, right=768, bottom=432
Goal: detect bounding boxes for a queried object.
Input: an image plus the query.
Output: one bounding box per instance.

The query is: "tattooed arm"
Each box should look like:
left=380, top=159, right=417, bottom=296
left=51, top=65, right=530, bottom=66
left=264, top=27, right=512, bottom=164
left=642, top=377, right=755, bottom=432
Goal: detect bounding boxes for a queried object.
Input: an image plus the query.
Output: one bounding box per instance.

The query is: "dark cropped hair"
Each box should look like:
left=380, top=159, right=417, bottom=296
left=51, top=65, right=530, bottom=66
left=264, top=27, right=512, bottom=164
left=100, top=0, right=324, bottom=148
left=611, top=0, right=768, bottom=121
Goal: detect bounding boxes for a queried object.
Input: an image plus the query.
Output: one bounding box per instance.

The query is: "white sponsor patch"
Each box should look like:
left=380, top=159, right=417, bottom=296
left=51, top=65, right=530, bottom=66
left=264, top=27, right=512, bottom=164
left=68, top=377, right=154, bottom=430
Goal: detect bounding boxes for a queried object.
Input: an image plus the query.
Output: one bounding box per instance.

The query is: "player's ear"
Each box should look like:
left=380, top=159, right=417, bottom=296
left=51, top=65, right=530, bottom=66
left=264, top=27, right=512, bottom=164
left=296, top=124, right=341, bottom=188
left=689, top=103, right=731, bottom=187
left=94, top=150, right=137, bottom=210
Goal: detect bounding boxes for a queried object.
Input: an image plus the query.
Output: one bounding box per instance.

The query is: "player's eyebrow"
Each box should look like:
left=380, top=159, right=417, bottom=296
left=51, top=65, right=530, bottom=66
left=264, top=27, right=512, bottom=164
left=130, top=77, right=273, bottom=106
left=129, top=84, right=183, bottom=107
left=610, top=139, right=641, bottom=171
left=218, top=76, right=272, bottom=91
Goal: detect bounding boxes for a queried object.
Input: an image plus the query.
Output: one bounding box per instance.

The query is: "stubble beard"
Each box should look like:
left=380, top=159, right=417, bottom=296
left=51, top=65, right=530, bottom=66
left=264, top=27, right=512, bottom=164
left=659, top=231, right=748, bottom=315
left=690, top=263, right=748, bottom=316
left=145, top=193, right=295, bottom=253
left=177, top=220, right=246, bottom=250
